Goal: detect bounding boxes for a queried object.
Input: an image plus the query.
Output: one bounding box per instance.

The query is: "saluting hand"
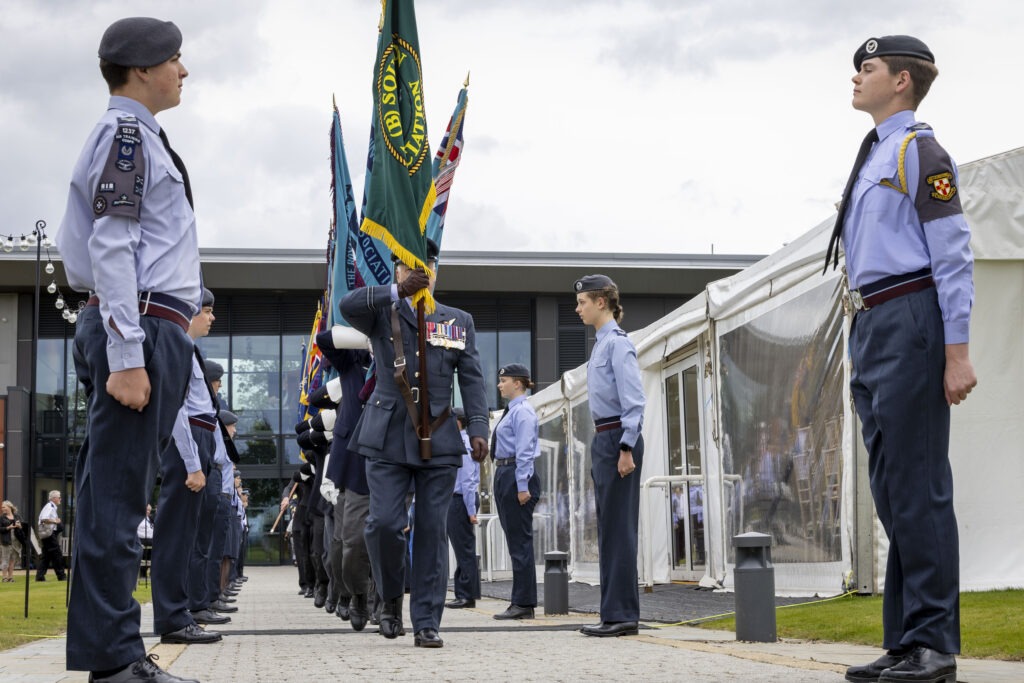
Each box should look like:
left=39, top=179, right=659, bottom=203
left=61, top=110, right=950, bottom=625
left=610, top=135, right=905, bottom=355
left=470, top=436, right=488, bottom=462
left=397, top=267, right=430, bottom=299
left=107, top=367, right=151, bottom=411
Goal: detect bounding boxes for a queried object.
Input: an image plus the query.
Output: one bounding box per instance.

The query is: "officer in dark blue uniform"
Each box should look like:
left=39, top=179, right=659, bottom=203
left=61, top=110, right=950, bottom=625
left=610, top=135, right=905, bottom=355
left=339, top=239, right=489, bottom=649
left=573, top=275, right=645, bottom=638
left=828, top=36, right=975, bottom=683
left=491, top=364, right=540, bottom=620
left=55, top=16, right=201, bottom=683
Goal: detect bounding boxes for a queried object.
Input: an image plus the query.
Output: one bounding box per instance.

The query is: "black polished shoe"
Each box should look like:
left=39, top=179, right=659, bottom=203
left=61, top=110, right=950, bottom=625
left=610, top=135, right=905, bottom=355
left=445, top=598, right=476, bottom=609
left=350, top=594, right=369, bottom=632
left=336, top=602, right=351, bottom=620
left=379, top=596, right=404, bottom=639
left=160, top=622, right=222, bottom=644
left=218, top=593, right=237, bottom=603
left=209, top=599, right=238, bottom=613
left=191, top=609, right=231, bottom=625
left=580, top=621, right=640, bottom=637
left=222, top=587, right=239, bottom=596
left=878, top=647, right=956, bottom=683
left=236, top=575, right=249, bottom=582
left=313, top=585, right=328, bottom=609
left=298, top=587, right=307, bottom=596
left=304, top=586, right=315, bottom=598
left=846, top=652, right=906, bottom=682
left=493, top=604, right=534, bottom=620
left=325, top=599, right=337, bottom=614
left=414, top=628, right=444, bottom=648
left=89, top=654, right=199, bottom=682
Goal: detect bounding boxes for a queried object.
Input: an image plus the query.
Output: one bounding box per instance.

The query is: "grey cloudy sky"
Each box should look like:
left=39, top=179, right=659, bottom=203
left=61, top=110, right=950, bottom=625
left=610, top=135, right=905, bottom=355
left=1, top=0, right=1021, bottom=257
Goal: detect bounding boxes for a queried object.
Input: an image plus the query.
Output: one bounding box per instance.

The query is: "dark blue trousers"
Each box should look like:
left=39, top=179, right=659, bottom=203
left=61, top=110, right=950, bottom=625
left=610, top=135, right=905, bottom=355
left=66, top=307, right=192, bottom=672
left=850, top=288, right=960, bottom=654
left=189, top=467, right=221, bottom=610
left=494, top=467, right=539, bottom=606
left=365, top=459, right=457, bottom=632
left=205, top=494, right=232, bottom=605
left=591, top=429, right=644, bottom=623
left=446, top=493, right=480, bottom=601
left=152, top=425, right=213, bottom=633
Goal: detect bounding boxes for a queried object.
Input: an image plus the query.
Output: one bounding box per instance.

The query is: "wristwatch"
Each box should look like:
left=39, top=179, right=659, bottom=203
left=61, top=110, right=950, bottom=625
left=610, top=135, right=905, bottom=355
left=619, top=444, right=632, bottom=453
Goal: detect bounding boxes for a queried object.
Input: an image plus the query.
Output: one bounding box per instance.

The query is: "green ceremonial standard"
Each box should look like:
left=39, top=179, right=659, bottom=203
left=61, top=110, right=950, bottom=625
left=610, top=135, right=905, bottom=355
left=360, top=0, right=437, bottom=310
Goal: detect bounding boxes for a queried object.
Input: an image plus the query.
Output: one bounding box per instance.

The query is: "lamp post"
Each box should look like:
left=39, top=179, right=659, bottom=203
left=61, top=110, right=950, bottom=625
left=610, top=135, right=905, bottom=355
left=0, top=220, right=77, bottom=616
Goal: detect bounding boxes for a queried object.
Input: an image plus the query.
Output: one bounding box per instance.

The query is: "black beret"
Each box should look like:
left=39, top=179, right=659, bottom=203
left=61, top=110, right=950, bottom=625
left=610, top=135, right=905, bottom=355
left=390, top=237, right=439, bottom=264
left=201, top=287, right=215, bottom=308
left=204, top=359, right=224, bottom=382
left=854, top=35, right=934, bottom=71
left=99, top=17, right=182, bottom=68
left=573, top=274, right=617, bottom=293
left=219, top=409, right=238, bottom=426
left=499, top=363, right=531, bottom=380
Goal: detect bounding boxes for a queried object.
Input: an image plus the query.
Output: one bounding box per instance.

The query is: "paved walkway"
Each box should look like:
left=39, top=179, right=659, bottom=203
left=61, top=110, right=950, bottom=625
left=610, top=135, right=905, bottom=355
left=1, top=566, right=1020, bottom=682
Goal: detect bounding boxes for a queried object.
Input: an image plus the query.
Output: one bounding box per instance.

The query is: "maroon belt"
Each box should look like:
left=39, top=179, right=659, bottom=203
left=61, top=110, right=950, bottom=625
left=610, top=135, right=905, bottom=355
left=850, top=269, right=934, bottom=312
left=595, top=417, right=622, bottom=433
left=87, top=292, right=192, bottom=334
left=189, top=415, right=217, bottom=432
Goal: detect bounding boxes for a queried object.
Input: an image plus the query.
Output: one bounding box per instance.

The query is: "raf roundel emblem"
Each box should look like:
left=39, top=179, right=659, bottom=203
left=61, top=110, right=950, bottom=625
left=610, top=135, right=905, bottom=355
left=865, top=39, right=878, bottom=54
left=927, top=172, right=957, bottom=201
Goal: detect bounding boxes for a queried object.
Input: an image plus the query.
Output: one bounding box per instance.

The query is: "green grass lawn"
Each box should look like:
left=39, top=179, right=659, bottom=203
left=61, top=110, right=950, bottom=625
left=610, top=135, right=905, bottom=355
left=697, top=590, right=1024, bottom=661
left=0, top=572, right=152, bottom=652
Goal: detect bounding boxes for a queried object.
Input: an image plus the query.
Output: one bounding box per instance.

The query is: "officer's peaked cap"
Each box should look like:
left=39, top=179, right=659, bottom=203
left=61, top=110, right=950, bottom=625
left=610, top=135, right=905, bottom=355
left=99, top=17, right=182, bottom=68
left=854, top=35, right=934, bottom=71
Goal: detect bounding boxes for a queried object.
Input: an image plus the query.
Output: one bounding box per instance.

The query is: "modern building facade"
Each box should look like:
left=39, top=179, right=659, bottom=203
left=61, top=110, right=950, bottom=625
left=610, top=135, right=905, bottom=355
left=1, top=247, right=760, bottom=566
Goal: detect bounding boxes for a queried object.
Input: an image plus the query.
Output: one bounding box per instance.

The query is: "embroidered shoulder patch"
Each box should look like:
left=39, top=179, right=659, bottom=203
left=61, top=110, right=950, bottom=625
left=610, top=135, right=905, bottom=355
left=94, top=117, right=146, bottom=220
left=927, top=171, right=956, bottom=201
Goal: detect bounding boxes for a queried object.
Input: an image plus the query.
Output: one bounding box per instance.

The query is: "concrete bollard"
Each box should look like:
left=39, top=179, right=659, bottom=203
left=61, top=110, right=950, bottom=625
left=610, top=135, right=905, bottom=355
left=543, top=551, right=569, bottom=615
left=733, top=532, right=776, bottom=642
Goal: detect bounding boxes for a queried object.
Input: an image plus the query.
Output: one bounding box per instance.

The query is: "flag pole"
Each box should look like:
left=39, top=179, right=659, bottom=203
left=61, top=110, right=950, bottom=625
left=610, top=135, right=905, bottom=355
left=416, top=297, right=431, bottom=460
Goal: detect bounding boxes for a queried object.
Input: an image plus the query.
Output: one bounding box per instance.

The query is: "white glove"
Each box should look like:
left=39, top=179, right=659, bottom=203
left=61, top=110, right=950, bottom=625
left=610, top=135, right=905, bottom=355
left=325, top=377, right=343, bottom=403
left=331, top=325, right=371, bottom=350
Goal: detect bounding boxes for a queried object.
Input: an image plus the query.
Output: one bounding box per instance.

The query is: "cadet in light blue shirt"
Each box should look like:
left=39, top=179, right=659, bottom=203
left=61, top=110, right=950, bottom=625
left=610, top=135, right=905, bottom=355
left=57, top=18, right=204, bottom=682
left=575, top=274, right=645, bottom=638
left=831, top=36, right=976, bottom=683
left=490, top=364, right=540, bottom=620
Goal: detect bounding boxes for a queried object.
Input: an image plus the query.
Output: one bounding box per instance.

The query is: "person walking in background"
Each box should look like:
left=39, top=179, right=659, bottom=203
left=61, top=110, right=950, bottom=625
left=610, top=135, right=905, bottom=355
left=137, top=505, right=154, bottom=580
left=0, top=501, right=27, bottom=582
left=445, top=408, right=481, bottom=609
left=490, top=364, right=540, bottom=621
left=55, top=16, right=202, bottom=682
left=574, top=275, right=645, bottom=638
left=36, top=490, right=66, bottom=581
left=828, top=35, right=975, bottom=683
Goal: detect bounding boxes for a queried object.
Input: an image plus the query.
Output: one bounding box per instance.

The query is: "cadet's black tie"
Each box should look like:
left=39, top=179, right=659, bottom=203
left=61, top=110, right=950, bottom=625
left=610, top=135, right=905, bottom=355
left=159, top=128, right=194, bottom=210
left=489, top=406, right=510, bottom=460
left=824, top=128, right=879, bottom=272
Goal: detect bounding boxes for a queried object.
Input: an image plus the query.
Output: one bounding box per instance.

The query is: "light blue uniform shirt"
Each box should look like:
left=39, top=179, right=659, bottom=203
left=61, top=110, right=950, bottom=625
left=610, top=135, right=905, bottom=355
left=213, top=434, right=235, bottom=496
left=56, top=95, right=201, bottom=372
left=453, top=430, right=480, bottom=517
left=493, top=395, right=540, bottom=492
left=587, top=319, right=645, bottom=449
left=843, top=109, right=974, bottom=343
left=169, top=352, right=216, bottom=474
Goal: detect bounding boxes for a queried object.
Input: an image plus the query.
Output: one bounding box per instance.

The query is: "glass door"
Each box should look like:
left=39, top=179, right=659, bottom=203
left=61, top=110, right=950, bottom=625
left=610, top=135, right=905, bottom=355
left=663, top=355, right=706, bottom=580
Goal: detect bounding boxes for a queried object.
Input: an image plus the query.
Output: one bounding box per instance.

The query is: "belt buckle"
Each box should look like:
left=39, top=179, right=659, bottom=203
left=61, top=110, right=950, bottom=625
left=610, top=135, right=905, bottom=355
left=139, top=291, right=152, bottom=315
left=410, top=387, right=419, bottom=403
left=850, top=289, right=869, bottom=311
left=394, top=355, right=406, bottom=369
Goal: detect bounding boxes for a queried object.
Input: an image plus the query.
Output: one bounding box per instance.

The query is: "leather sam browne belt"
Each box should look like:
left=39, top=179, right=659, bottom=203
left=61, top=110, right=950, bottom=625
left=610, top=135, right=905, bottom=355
left=86, top=292, right=193, bottom=334
left=850, top=268, right=934, bottom=312
left=189, top=414, right=217, bottom=432
left=595, top=416, right=622, bottom=433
